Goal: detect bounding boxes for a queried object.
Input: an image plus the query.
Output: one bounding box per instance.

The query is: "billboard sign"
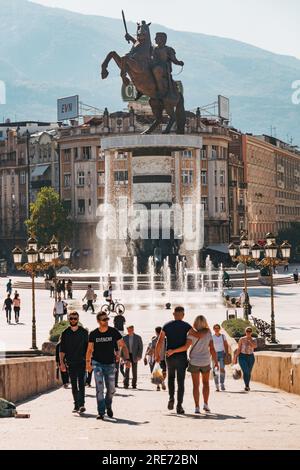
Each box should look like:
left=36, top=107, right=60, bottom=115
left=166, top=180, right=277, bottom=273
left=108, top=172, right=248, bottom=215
left=57, top=95, right=79, bottom=121
left=122, top=81, right=184, bottom=103
left=218, top=95, right=230, bottom=121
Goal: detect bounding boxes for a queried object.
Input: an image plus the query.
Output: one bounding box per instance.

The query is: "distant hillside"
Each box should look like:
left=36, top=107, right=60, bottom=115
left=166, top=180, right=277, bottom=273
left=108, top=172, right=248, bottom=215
left=1, top=0, right=300, bottom=144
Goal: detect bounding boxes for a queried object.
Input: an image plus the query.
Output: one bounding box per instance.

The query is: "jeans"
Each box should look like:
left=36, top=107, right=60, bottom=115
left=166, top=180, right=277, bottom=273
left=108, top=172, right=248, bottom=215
left=55, top=314, right=64, bottom=324
left=14, top=307, right=20, bottom=323
left=87, top=300, right=94, bottom=313
left=213, top=351, right=226, bottom=387
left=115, top=361, right=125, bottom=386
left=5, top=308, right=11, bottom=323
left=166, top=354, right=188, bottom=406
left=124, top=354, right=138, bottom=388
left=239, top=353, right=255, bottom=388
left=92, top=361, right=116, bottom=416
left=68, top=362, right=86, bottom=409
left=86, top=370, right=93, bottom=386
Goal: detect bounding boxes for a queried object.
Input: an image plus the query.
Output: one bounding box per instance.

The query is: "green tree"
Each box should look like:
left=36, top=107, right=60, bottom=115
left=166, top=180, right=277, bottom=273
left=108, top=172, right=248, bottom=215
left=278, top=222, right=300, bottom=261
left=25, top=187, right=73, bottom=246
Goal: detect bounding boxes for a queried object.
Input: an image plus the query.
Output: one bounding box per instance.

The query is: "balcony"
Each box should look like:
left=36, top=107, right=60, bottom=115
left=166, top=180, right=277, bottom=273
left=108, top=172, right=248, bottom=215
left=237, top=205, right=245, bottom=214
left=31, top=179, right=52, bottom=190
left=239, top=182, right=248, bottom=189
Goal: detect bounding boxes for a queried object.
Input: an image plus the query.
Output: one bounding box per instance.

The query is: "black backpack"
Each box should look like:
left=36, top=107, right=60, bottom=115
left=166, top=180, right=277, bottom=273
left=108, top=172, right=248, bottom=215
left=103, top=290, right=109, bottom=298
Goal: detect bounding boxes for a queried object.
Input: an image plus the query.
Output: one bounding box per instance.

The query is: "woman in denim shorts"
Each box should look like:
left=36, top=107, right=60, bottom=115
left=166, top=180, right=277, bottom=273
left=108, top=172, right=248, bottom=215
left=166, top=315, right=218, bottom=414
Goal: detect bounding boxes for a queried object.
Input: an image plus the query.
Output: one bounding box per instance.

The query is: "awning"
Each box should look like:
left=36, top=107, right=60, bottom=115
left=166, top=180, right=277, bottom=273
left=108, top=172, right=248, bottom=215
left=207, top=244, right=229, bottom=254
left=31, top=164, right=50, bottom=177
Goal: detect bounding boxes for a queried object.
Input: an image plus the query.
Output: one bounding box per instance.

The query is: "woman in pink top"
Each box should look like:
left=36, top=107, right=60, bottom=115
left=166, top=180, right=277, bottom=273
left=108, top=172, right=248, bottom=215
left=13, top=293, right=21, bottom=324
left=234, top=327, right=257, bottom=392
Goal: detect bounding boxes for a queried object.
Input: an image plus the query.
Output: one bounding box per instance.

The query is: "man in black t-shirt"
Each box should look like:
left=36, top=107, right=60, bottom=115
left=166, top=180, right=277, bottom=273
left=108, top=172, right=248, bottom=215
left=113, top=312, right=126, bottom=335
left=86, top=312, right=130, bottom=420
left=3, top=294, right=13, bottom=324
left=155, top=306, right=204, bottom=415
left=60, top=311, right=89, bottom=413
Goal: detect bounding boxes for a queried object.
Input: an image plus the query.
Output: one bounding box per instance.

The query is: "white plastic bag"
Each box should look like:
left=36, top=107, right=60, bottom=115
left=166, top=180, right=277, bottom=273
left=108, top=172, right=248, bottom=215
left=151, top=363, right=164, bottom=385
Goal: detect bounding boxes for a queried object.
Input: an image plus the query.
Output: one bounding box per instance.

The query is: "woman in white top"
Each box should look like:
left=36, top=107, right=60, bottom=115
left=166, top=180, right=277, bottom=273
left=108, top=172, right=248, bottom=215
left=167, top=315, right=218, bottom=414
left=212, top=324, right=229, bottom=392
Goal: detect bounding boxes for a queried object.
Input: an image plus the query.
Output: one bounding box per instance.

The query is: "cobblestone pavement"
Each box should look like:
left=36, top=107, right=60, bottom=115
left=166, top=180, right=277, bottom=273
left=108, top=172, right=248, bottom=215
left=1, top=372, right=300, bottom=450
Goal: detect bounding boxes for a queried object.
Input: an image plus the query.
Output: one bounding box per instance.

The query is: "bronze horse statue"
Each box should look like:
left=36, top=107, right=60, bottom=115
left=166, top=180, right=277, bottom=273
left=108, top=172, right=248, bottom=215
left=101, top=21, right=186, bottom=134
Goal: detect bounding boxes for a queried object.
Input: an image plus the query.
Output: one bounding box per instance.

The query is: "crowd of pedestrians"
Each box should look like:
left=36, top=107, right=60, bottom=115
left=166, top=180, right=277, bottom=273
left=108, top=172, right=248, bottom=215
left=55, top=303, right=257, bottom=420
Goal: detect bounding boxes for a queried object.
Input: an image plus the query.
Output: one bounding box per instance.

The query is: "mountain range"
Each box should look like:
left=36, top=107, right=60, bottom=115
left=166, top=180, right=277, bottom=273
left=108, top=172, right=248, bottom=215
left=1, top=0, right=300, bottom=144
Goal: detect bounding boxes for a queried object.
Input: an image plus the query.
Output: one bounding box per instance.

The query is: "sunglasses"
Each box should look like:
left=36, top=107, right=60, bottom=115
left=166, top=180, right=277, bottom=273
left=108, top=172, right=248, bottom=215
left=69, top=317, right=78, bottom=321
left=100, top=318, right=109, bottom=322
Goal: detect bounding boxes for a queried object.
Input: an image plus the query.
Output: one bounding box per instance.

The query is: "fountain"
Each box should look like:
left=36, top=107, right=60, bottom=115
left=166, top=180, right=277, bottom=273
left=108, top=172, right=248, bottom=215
left=133, top=256, right=138, bottom=291
left=148, top=256, right=155, bottom=292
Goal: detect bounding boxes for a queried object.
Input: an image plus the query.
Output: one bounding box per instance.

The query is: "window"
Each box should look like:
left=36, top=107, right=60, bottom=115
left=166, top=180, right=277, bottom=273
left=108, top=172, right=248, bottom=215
left=64, top=173, right=71, bottom=188
left=74, top=148, right=79, bottom=160
left=77, top=171, right=85, bottom=187
left=64, top=200, right=71, bottom=214
left=20, top=171, right=26, bottom=185
left=182, top=170, right=193, bottom=185
left=215, top=197, right=218, bottom=213
left=201, top=196, right=208, bottom=211
left=97, top=171, right=105, bottom=186
left=115, top=151, right=128, bottom=160
left=78, top=199, right=85, bottom=215
left=212, top=146, right=218, bottom=159
left=181, top=150, right=192, bottom=158
left=64, top=149, right=71, bottom=162
left=220, top=197, right=226, bottom=212
left=220, top=170, right=225, bottom=186
left=201, top=170, right=207, bottom=186
left=98, top=147, right=105, bottom=160
left=114, top=171, right=128, bottom=184
left=82, top=146, right=92, bottom=160
left=214, top=170, right=218, bottom=186
left=201, top=146, right=207, bottom=160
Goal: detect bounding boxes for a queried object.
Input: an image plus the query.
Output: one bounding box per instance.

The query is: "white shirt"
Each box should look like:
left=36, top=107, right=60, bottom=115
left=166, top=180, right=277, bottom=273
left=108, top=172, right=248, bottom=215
left=212, top=334, right=225, bottom=353
left=54, top=300, right=65, bottom=315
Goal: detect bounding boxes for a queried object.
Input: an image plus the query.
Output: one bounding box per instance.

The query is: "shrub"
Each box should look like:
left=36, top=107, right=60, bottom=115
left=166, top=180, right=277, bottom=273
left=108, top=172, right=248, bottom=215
left=222, top=319, right=258, bottom=339
left=49, top=321, right=70, bottom=342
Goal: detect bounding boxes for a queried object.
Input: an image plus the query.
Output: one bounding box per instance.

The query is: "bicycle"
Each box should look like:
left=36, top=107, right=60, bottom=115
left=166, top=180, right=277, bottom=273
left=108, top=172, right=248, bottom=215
left=223, top=279, right=233, bottom=289
left=101, top=298, right=125, bottom=315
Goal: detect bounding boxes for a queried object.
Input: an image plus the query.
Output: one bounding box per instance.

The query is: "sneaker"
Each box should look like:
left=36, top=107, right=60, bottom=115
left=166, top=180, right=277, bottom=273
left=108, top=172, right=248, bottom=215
left=176, top=405, right=185, bottom=415
left=168, top=399, right=175, bottom=410
left=221, top=384, right=226, bottom=391
left=124, top=385, right=129, bottom=389
left=195, top=407, right=201, bottom=414
left=79, top=406, right=86, bottom=414
left=63, top=384, right=69, bottom=389
left=72, top=407, right=79, bottom=413
left=157, top=385, right=161, bottom=391
left=107, top=408, right=113, bottom=418
left=162, top=382, right=166, bottom=391
left=245, top=386, right=250, bottom=392
left=96, top=415, right=104, bottom=420
left=216, top=386, right=220, bottom=392
left=132, top=385, right=137, bottom=389
left=203, top=404, right=211, bottom=413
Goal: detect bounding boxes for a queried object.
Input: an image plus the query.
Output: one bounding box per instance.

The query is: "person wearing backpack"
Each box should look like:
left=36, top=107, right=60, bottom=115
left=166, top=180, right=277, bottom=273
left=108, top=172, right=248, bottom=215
left=212, top=324, right=230, bottom=391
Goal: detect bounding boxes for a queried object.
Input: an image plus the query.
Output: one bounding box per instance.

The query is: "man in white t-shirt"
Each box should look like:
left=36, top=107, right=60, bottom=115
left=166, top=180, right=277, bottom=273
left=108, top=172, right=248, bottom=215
left=53, top=296, right=66, bottom=323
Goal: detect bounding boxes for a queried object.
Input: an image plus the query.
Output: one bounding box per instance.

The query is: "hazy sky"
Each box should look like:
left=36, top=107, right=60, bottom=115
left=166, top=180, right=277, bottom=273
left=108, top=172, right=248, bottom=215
left=30, top=0, right=300, bottom=59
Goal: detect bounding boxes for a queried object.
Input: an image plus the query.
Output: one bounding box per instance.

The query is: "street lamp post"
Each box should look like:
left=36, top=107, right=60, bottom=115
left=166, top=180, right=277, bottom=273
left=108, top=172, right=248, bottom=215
left=228, top=234, right=260, bottom=320
left=12, top=236, right=72, bottom=350
left=229, top=232, right=291, bottom=343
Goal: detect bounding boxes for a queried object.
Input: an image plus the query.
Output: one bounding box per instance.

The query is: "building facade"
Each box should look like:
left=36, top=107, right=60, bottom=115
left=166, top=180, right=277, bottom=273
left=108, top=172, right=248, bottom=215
left=243, top=134, right=300, bottom=242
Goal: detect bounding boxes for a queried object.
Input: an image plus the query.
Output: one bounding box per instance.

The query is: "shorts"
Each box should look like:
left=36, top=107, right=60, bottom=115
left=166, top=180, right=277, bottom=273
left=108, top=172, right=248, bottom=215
left=187, top=363, right=211, bottom=374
